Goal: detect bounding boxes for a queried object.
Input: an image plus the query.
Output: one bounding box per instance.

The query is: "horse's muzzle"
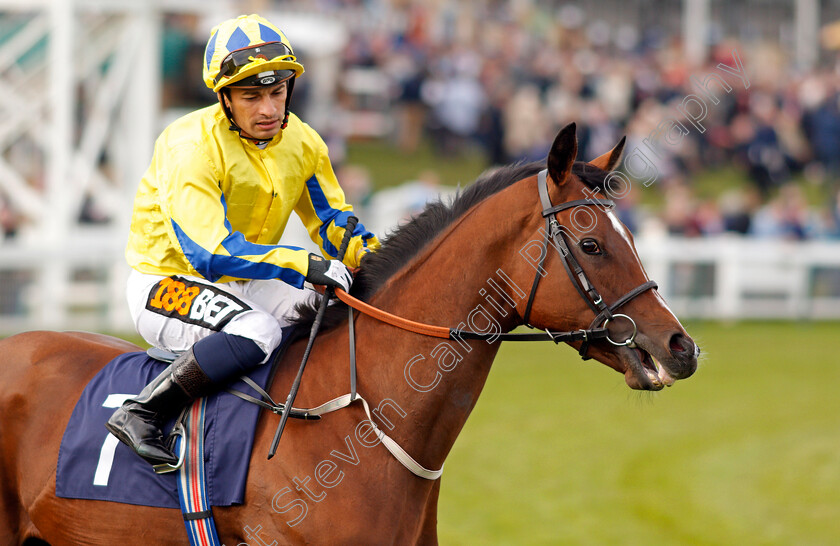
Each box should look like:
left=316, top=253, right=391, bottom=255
left=622, top=332, right=699, bottom=391
left=665, top=332, right=699, bottom=379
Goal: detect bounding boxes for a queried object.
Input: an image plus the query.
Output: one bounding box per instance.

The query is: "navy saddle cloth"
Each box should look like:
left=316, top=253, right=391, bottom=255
left=56, top=348, right=276, bottom=508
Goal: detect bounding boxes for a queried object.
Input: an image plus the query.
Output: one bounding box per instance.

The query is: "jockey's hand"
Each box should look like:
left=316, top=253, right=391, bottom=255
left=306, top=254, right=353, bottom=293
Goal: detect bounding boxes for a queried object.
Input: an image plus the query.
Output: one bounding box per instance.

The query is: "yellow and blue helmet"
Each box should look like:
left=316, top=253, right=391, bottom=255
left=203, top=14, right=304, bottom=93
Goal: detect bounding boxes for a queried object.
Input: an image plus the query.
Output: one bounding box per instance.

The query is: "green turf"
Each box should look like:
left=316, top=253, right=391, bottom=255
left=345, top=139, right=490, bottom=191
left=344, top=140, right=833, bottom=211
left=436, top=321, right=840, bottom=545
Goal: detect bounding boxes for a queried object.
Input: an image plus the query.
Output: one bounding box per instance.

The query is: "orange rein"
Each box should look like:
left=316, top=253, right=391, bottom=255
left=334, top=288, right=451, bottom=339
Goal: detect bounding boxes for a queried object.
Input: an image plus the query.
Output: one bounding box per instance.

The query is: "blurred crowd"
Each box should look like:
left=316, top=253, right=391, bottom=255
left=321, top=1, right=840, bottom=241
left=8, top=2, right=840, bottom=242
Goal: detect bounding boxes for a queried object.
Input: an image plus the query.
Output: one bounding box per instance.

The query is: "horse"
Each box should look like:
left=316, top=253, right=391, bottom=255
left=0, top=123, right=699, bottom=545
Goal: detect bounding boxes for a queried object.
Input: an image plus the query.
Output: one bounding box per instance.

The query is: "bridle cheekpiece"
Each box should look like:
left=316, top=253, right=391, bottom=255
left=521, top=170, right=657, bottom=359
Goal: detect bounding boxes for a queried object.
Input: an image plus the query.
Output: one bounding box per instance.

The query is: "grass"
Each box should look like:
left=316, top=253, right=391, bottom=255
left=345, top=139, right=492, bottom=191
left=689, top=167, right=830, bottom=206
left=436, top=321, right=840, bottom=545
left=344, top=139, right=833, bottom=212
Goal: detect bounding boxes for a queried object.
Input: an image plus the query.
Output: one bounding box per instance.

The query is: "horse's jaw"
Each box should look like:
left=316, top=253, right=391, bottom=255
left=618, top=334, right=699, bottom=391
left=621, top=345, right=674, bottom=390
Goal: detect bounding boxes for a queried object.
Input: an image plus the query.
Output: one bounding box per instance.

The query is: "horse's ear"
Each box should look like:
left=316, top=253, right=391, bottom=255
left=547, top=122, right=578, bottom=186
left=588, top=136, right=627, bottom=172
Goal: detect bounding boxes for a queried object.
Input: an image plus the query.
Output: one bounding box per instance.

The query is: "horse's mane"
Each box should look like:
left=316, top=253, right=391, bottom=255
left=290, top=160, right=608, bottom=338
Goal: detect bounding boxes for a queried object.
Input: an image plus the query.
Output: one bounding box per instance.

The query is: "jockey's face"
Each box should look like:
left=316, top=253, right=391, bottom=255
left=223, top=81, right=288, bottom=141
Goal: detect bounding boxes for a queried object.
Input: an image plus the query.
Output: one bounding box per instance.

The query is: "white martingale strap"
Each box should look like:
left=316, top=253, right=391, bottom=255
left=292, top=392, right=443, bottom=480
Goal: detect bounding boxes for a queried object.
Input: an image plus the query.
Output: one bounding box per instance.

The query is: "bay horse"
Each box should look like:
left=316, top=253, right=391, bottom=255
left=0, top=124, right=698, bottom=545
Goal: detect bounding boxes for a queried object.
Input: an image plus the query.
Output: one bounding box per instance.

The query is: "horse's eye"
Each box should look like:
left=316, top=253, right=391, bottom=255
left=580, top=239, right=602, bottom=255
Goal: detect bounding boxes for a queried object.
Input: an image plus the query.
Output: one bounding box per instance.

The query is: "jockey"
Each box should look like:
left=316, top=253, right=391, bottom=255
left=107, top=14, right=379, bottom=466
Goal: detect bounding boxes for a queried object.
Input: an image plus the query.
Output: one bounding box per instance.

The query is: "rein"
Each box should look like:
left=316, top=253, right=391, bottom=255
left=333, top=169, right=657, bottom=355
left=333, top=288, right=604, bottom=344
left=247, top=168, right=659, bottom=482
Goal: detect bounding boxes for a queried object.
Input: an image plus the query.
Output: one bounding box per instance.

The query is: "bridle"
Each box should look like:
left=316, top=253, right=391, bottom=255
left=235, top=168, right=660, bottom=480
left=522, top=169, right=657, bottom=359
left=334, top=169, right=657, bottom=359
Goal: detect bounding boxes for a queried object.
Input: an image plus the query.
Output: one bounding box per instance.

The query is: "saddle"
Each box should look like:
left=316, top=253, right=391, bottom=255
left=56, top=347, right=277, bottom=508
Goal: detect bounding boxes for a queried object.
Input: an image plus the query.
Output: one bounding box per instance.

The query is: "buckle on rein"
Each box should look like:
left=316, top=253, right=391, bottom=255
left=543, top=328, right=593, bottom=344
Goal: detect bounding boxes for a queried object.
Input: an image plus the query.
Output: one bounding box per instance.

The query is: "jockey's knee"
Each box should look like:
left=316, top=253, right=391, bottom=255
left=192, top=331, right=266, bottom=383
left=222, top=309, right=284, bottom=362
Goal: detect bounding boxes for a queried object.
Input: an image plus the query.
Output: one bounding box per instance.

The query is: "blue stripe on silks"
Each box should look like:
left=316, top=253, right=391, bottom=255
left=225, top=27, right=251, bottom=53
left=258, top=23, right=283, bottom=43
left=360, top=229, right=375, bottom=246
left=317, top=216, right=378, bottom=257
left=319, top=211, right=354, bottom=257
left=205, top=31, right=218, bottom=70
left=221, top=230, right=304, bottom=262
left=324, top=213, right=378, bottom=252
left=215, top=193, right=306, bottom=265
left=305, top=174, right=378, bottom=257
left=305, top=174, right=344, bottom=257
left=333, top=216, right=377, bottom=251
left=171, top=220, right=306, bottom=288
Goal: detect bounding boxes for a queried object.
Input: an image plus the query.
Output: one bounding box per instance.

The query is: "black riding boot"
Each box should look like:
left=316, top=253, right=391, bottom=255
left=105, top=348, right=213, bottom=466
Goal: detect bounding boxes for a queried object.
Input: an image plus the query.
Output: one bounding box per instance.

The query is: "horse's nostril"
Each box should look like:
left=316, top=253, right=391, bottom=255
left=669, top=333, right=691, bottom=354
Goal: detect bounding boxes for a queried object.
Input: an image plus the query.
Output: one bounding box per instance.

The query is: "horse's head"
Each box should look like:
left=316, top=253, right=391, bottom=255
left=516, top=123, right=699, bottom=390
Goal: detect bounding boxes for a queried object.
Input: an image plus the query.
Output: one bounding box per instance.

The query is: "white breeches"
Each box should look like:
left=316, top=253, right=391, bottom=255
left=126, top=269, right=315, bottom=362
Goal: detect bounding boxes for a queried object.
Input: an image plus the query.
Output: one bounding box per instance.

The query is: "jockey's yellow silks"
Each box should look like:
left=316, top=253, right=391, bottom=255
left=126, top=104, right=378, bottom=287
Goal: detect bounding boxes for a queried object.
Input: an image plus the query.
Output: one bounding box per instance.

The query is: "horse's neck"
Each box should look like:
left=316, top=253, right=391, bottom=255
left=360, top=181, right=534, bottom=471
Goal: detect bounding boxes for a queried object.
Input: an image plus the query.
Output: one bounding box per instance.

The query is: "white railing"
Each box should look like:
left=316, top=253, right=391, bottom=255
left=2, top=233, right=840, bottom=336
left=0, top=229, right=131, bottom=334
left=636, top=235, right=840, bottom=320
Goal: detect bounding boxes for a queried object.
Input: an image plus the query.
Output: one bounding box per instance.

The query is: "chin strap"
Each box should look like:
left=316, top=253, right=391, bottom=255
left=227, top=123, right=271, bottom=146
